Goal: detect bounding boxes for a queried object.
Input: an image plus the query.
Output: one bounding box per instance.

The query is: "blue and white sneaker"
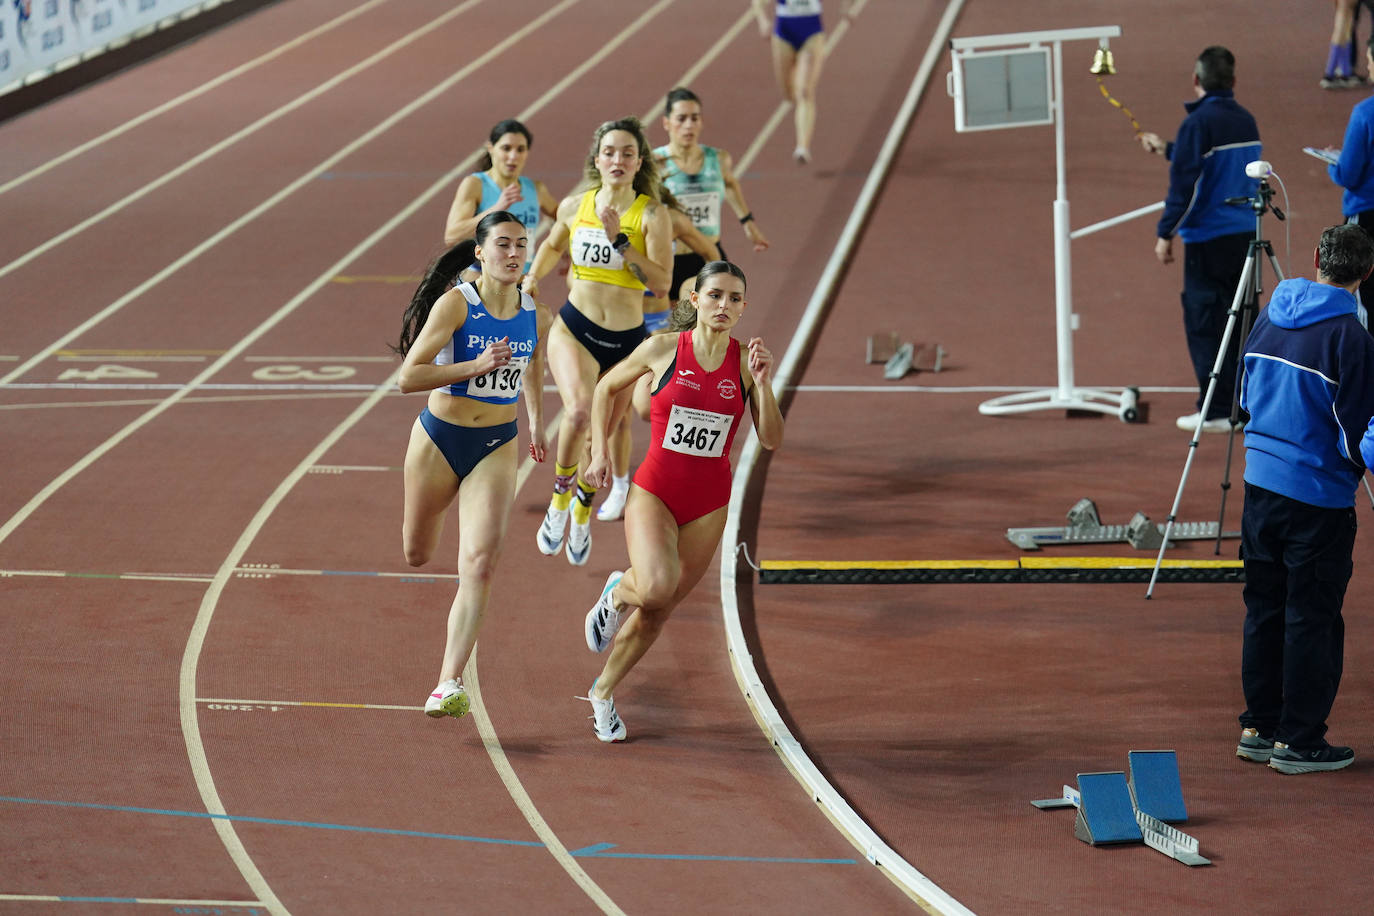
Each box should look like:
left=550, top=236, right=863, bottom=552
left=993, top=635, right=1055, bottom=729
left=585, top=570, right=624, bottom=652
left=537, top=503, right=568, bottom=556
left=565, top=516, right=591, bottom=566
left=424, top=678, right=469, bottom=718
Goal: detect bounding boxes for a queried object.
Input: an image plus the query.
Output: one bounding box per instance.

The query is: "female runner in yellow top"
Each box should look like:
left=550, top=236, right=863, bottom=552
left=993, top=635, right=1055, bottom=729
left=522, top=117, right=672, bottom=567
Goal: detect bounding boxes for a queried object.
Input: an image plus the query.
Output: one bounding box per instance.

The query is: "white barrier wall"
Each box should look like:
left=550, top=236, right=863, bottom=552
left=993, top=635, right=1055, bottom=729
left=1, top=0, right=239, bottom=96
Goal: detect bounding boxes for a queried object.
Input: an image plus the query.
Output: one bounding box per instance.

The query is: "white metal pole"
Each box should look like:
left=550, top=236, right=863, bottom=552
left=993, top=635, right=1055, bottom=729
left=1052, top=39, right=1075, bottom=400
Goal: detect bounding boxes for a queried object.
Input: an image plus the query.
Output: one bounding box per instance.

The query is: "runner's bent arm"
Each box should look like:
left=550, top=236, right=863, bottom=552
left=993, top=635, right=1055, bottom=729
left=397, top=291, right=510, bottom=393
left=586, top=335, right=674, bottom=484
left=444, top=175, right=525, bottom=247
left=521, top=196, right=576, bottom=297
left=522, top=301, right=555, bottom=461
left=743, top=337, right=784, bottom=450
left=672, top=208, right=723, bottom=262
left=720, top=149, right=769, bottom=252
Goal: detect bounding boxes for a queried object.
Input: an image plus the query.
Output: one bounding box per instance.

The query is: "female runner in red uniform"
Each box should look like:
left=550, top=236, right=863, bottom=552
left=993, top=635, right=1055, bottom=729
left=577, top=261, right=783, bottom=741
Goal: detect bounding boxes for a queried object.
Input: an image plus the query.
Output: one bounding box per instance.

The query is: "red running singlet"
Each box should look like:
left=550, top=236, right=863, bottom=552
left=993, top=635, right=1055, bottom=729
left=633, top=331, right=749, bottom=526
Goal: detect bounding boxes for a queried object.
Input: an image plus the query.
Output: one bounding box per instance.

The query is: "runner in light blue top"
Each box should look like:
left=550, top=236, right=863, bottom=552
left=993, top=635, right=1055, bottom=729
left=444, top=119, right=559, bottom=271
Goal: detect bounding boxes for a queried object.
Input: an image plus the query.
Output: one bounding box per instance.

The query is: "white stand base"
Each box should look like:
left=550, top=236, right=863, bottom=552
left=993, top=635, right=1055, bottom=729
left=979, top=386, right=1139, bottom=422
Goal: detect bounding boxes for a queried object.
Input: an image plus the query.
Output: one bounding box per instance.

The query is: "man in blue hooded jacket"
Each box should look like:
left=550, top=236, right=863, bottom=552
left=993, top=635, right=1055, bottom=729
left=1140, top=46, right=1261, bottom=434
left=1235, top=223, right=1374, bottom=775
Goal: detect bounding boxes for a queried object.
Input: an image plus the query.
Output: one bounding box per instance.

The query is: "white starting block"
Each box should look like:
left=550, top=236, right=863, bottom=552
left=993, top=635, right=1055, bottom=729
left=866, top=332, right=946, bottom=380
left=1007, top=497, right=1239, bottom=551
left=1031, top=750, right=1210, bottom=866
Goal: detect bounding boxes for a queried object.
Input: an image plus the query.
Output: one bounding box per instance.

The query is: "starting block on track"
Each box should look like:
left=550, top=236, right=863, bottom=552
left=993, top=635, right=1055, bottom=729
left=1128, top=749, right=1187, bottom=823
left=866, top=332, right=946, bottom=379
left=1007, top=498, right=1239, bottom=551
left=1031, top=750, right=1210, bottom=866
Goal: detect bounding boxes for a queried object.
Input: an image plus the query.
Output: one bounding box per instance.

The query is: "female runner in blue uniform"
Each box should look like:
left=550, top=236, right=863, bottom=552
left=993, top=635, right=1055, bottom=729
left=577, top=261, right=783, bottom=742
left=394, top=211, right=553, bottom=718
left=751, top=0, right=852, bottom=163
left=443, top=119, right=559, bottom=266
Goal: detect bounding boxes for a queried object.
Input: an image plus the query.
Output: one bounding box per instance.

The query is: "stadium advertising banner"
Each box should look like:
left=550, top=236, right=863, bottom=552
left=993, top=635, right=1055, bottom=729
left=2, top=0, right=236, bottom=95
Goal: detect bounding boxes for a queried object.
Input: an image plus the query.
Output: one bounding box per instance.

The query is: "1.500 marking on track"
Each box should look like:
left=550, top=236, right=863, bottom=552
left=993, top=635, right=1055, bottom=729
left=206, top=703, right=285, bottom=713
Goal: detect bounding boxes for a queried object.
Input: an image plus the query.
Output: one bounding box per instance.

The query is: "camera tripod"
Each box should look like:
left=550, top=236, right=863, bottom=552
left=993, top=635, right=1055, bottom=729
left=1145, top=179, right=1284, bottom=599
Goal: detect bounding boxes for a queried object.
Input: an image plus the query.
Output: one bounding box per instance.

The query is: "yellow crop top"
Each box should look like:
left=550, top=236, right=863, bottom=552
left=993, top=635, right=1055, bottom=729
left=569, top=190, right=651, bottom=290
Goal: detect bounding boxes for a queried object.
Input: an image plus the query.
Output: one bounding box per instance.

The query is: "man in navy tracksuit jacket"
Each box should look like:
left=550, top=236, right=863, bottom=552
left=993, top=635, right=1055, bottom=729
left=1140, top=46, right=1261, bottom=432
left=1236, top=224, right=1374, bottom=775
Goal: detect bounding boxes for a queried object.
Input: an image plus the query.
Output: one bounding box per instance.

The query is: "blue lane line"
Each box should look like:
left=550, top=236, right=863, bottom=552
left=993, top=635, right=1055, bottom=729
left=0, top=796, right=856, bottom=865
left=579, top=852, right=857, bottom=864
left=0, top=796, right=541, bottom=848
left=568, top=842, right=618, bottom=856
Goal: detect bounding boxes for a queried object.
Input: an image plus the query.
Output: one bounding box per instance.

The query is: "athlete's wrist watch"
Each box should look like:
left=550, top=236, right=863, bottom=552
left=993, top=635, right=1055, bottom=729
left=611, top=232, right=630, bottom=254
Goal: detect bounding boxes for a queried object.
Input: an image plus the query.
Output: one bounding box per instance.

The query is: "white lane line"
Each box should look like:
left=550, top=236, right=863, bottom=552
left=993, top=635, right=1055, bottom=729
left=0, top=1, right=474, bottom=286
left=0, top=392, right=382, bottom=411
left=171, top=5, right=712, bottom=912
left=792, top=385, right=1198, bottom=393
left=463, top=645, right=627, bottom=916
left=0, top=896, right=266, bottom=908
left=242, top=356, right=395, bottom=362
left=0, top=0, right=562, bottom=390
left=2, top=383, right=383, bottom=390
left=56, top=355, right=208, bottom=362
left=179, top=372, right=403, bottom=916
left=719, top=1, right=977, bottom=913
left=0, top=0, right=391, bottom=197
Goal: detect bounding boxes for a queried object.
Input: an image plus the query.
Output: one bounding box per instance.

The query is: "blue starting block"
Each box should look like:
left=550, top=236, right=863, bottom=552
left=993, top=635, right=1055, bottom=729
left=1128, top=749, right=1187, bottom=824
left=1031, top=749, right=1211, bottom=865
left=1072, top=771, right=1144, bottom=846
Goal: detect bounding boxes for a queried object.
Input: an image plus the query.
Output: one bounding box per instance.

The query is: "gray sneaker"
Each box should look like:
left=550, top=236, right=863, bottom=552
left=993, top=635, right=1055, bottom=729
left=1268, top=742, right=1355, bottom=774
left=1237, top=727, right=1275, bottom=762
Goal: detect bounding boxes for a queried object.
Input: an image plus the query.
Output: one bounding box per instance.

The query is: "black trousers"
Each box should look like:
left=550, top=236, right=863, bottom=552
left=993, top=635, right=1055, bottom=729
left=1239, top=483, right=1356, bottom=749
left=1181, top=232, right=1251, bottom=419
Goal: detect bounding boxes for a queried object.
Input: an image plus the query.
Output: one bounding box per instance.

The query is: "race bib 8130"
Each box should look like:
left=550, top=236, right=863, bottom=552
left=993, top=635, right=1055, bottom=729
left=468, top=355, right=529, bottom=398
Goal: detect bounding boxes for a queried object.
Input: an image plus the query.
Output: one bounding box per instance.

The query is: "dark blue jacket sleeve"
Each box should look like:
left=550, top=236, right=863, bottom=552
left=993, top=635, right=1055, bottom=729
left=1329, top=99, right=1374, bottom=213
left=1157, top=116, right=1204, bottom=238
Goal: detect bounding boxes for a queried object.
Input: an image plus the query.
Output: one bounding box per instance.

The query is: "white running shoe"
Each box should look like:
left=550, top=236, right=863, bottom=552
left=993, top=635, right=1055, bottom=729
left=585, top=570, right=624, bottom=652
left=566, top=516, right=592, bottom=566
left=537, top=503, right=569, bottom=555
left=581, top=682, right=626, bottom=742
left=595, top=484, right=628, bottom=522
left=1175, top=412, right=1236, bottom=434
left=424, top=678, right=469, bottom=718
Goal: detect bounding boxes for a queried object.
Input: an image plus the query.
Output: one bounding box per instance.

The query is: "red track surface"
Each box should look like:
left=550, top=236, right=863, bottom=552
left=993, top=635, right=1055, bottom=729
left=2, top=1, right=1371, bottom=913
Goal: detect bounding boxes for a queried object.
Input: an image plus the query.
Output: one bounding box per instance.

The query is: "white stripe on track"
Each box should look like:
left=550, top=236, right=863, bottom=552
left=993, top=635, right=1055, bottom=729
left=0, top=0, right=498, bottom=389
left=0, top=0, right=480, bottom=288
left=0, top=0, right=390, bottom=197
left=719, top=1, right=978, bottom=913
left=170, top=4, right=706, bottom=913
